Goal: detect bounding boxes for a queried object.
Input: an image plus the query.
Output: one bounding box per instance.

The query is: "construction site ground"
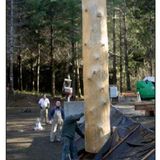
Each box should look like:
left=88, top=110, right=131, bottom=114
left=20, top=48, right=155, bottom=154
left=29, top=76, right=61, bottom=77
left=6, top=93, right=155, bottom=160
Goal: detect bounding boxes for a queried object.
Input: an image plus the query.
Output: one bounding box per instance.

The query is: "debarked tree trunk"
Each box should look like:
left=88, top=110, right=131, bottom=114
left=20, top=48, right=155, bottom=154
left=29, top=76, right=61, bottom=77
left=82, top=0, right=111, bottom=153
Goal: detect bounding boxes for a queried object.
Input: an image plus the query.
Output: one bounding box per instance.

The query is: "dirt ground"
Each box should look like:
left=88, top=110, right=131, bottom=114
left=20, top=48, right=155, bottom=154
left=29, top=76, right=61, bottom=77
left=6, top=93, right=62, bottom=160
left=6, top=93, right=155, bottom=160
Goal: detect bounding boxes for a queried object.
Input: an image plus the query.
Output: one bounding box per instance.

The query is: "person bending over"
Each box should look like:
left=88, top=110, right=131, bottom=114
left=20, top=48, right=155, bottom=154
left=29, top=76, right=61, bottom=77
left=61, top=113, right=84, bottom=160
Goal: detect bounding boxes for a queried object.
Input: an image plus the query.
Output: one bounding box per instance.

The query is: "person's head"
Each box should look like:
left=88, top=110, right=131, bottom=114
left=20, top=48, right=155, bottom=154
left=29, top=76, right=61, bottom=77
left=56, top=101, right=61, bottom=107
left=43, top=94, right=47, bottom=99
left=36, top=117, right=40, bottom=123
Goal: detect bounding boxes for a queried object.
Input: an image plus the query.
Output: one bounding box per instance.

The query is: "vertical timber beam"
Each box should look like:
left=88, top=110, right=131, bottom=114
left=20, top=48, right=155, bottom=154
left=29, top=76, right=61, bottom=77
left=82, top=0, right=111, bottom=153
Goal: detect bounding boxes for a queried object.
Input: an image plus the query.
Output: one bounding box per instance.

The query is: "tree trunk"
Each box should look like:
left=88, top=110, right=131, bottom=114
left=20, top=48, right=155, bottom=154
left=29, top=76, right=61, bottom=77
left=119, top=11, right=123, bottom=93
left=69, top=13, right=76, bottom=99
left=50, top=25, right=56, bottom=96
left=31, top=60, right=35, bottom=91
left=18, top=54, right=23, bottom=90
left=76, top=59, right=82, bottom=97
left=9, top=0, right=14, bottom=92
left=123, top=13, right=131, bottom=91
left=71, top=41, right=76, bottom=99
left=82, top=0, right=110, bottom=153
left=37, top=44, right=40, bottom=93
left=148, top=16, right=154, bottom=76
left=112, top=7, right=117, bottom=85
left=20, top=59, right=23, bottom=91
left=51, top=69, right=56, bottom=96
left=148, top=49, right=152, bottom=76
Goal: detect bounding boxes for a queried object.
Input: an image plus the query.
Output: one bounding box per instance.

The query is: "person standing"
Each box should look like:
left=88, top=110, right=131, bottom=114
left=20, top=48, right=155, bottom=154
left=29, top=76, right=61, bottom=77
left=38, top=94, right=50, bottom=124
left=50, top=101, right=64, bottom=142
left=61, top=113, right=84, bottom=160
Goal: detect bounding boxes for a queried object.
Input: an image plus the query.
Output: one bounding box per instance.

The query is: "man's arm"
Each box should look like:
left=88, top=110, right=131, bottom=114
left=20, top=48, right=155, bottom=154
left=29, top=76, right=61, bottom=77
left=65, top=113, right=84, bottom=123
left=47, top=98, right=50, bottom=108
left=75, top=125, right=84, bottom=138
left=50, top=108, right=55, bottom=117
left=61, top=109, right=65, bottom=120
left=38, top=99, right=42, bottom=108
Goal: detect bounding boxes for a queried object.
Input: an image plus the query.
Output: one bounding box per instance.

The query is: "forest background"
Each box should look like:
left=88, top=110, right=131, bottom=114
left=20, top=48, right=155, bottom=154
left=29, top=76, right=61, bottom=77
left=6, top=0, right=155, bottom=98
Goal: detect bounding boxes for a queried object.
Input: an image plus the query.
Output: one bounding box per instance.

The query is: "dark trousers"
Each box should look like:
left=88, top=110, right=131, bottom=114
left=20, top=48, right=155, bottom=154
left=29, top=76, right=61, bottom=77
left=61, top=137, right=78, bottom=160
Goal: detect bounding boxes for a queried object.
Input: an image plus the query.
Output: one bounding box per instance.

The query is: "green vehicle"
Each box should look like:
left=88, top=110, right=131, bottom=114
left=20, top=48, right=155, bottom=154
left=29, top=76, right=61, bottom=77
left=136, top=80, right=155, bottom=100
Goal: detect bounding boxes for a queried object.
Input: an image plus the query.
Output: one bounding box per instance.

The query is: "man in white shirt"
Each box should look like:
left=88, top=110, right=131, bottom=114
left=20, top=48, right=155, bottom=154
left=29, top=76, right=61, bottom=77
left=38, top=94, right=50, bottom=124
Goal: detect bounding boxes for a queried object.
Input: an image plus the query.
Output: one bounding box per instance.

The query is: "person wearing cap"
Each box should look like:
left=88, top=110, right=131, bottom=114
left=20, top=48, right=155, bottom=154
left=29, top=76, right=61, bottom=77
left=61, top=113, right=84, bottom=160
left=50, top=100, right=64, bottom=142
left=38, top=94, right=50, bottom=124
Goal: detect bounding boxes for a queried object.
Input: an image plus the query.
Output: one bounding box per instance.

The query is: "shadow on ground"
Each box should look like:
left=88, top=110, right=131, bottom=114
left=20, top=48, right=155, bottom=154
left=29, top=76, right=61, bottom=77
left=26, top=135, right=62, bottom=160
left=7, top=106, right=62, bottom=160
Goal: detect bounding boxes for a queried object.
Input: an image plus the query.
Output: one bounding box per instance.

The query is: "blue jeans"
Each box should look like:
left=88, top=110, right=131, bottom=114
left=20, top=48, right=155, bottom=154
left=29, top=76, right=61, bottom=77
left=61, top=137, right=79, bottom=160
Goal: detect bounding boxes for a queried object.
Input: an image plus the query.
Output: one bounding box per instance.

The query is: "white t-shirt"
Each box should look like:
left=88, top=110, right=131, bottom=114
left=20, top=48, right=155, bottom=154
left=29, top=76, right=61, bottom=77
left=38, top=98, right=50, bottom=109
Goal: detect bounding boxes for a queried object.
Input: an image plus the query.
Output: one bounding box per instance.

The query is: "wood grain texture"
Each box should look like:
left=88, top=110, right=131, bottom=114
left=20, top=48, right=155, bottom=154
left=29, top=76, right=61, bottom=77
left=82, top=0, right=111, bottom=153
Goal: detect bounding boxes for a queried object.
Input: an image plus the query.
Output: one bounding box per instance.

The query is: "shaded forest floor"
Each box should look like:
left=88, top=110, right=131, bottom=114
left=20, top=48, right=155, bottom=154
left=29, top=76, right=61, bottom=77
left=6, top=93, right=155, bottom=160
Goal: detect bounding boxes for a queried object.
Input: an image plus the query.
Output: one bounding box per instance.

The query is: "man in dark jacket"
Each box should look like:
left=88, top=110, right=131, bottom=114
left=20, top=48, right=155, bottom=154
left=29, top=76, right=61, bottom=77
left=61, top=113, right=84, bottom=160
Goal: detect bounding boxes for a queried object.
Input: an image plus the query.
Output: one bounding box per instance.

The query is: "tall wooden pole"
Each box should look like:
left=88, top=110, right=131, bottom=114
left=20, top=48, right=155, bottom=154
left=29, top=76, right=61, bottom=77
left=82, top=0, right=110, bottom=153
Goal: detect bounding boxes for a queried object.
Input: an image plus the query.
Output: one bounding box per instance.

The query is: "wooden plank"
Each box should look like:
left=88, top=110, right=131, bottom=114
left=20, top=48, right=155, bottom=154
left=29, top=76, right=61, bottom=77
left=121, top=92, right=137, bottom=97
left=135, top=105, right=154, bottom=111
left=134, top=101, right=155, bottom=111
left=135, top=101, right=155, bottom=105
left=134, top=101, right=155, bottom=116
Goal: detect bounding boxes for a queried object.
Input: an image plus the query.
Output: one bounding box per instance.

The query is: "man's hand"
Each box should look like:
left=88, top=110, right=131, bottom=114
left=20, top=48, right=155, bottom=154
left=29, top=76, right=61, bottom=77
left=80, top=113, right=84, bottom=117
left=66, top=154, right=72, bottom=160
